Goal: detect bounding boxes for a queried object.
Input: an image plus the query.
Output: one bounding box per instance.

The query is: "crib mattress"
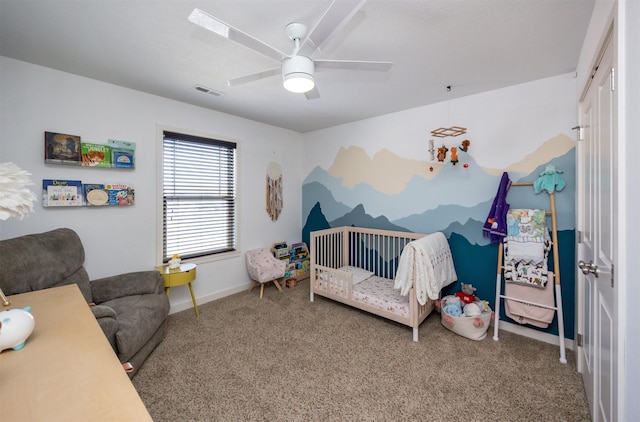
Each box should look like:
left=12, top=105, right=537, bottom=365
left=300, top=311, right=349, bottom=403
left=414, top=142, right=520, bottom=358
left=352, top=275, right=410, bottom=318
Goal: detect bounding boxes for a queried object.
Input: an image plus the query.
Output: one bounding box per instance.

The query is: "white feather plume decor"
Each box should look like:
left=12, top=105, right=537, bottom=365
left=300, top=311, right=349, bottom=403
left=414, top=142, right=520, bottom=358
left=266, top=161, right=283, bottom=221
left=0, top=162, right=37, bottom=220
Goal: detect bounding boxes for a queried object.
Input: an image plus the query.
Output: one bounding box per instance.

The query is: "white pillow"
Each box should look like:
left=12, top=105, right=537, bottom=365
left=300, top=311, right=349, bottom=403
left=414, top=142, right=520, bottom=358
left=338, top=266, right=374, bottom=285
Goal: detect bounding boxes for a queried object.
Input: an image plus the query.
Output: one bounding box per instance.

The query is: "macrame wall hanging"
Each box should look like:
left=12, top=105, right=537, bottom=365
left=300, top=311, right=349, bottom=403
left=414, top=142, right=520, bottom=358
left=266, top=161, right=283, bottom=221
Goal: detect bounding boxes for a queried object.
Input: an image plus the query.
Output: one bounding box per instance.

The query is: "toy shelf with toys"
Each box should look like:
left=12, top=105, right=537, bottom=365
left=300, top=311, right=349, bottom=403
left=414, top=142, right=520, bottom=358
left=270, top=241, right=310, bottom=288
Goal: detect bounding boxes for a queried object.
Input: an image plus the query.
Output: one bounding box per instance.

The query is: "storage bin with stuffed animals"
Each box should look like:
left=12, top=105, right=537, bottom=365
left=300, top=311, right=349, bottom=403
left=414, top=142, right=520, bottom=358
left=440, top=283, right=493, bottom=341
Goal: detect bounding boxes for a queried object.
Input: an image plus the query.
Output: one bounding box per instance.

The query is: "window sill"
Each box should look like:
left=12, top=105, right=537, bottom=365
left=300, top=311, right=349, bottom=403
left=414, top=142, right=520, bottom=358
left=186, top=249, right=241, bottom=265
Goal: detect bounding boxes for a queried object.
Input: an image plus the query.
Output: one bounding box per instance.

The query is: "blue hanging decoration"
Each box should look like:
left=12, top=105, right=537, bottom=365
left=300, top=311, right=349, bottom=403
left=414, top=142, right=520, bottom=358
left=534, top=165, right=566, bottom=194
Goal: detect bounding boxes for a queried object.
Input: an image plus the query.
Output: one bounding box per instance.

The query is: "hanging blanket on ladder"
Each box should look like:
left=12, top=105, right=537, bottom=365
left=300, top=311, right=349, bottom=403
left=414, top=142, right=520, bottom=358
left=503, top=208, right=555, bottom=328
left=503, top=209, right=551, bottom=288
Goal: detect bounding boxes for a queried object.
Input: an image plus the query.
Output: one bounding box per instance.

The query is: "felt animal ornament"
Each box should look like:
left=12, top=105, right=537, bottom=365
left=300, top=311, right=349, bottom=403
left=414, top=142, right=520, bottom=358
left=455, top=283, right=477, bottom=304
left=428, top=139, right=435, bottom=161
left=437, top=145, right=448, bottom=162
left=450, top=146, right=458, bottom=165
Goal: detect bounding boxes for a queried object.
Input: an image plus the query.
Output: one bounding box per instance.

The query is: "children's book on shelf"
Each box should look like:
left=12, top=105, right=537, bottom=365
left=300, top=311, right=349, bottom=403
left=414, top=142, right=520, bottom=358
left=81, top=143, right=112, bottom=167
left=105, top=183, right=135, bottom=206
left=44, top=132, right=82, bottom=165
left=112, top=149, right=134, bottom=168
left=108, top=139, right=136, bottom=151
left=42, top=179, right=83, bottom=207
left=84, top=184, right=109, bottom=206
left=108, top=139, right=136, bottom=169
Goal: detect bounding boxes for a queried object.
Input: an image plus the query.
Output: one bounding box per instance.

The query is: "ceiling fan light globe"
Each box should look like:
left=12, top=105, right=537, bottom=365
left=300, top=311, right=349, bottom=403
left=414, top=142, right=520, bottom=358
left=283, top=73, right=315, bottom=93
left=282, top=56, right=315, bottom=93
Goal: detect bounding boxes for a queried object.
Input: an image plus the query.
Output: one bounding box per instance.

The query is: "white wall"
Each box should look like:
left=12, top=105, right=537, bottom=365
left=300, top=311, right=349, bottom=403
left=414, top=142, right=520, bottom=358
left=302, top=73, right=577, bottom=177
left=0, top=57, right=304, bottom=312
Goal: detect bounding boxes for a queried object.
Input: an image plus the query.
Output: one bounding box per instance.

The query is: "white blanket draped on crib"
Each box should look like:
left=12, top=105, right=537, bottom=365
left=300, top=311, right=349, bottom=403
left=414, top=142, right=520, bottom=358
left=394, top=232, right=457, bottom=305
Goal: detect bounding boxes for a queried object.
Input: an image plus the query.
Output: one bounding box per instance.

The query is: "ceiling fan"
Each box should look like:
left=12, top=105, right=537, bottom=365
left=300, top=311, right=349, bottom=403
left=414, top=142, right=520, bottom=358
left=188, top=0, right=393, bottom=99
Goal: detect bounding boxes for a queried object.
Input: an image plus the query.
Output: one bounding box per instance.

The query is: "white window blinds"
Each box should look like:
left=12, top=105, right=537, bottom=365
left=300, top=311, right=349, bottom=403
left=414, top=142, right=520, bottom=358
left=162, top=131, right=237, bottom=261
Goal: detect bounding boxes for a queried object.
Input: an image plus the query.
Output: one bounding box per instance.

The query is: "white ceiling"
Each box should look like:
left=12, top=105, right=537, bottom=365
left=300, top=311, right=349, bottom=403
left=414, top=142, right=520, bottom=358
left=0, top=0, right=595, bottom=133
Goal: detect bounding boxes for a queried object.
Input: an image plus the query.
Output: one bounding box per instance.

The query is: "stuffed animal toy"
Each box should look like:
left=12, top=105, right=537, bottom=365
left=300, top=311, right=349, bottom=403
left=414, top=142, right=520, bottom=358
left=441, top=295, right=463, bottom=317
left=463, top=302, right=481, bottom=317
left=455, top=283, right=477, bottom=304
left=534, top=164, right=566, bottom=194
left=444, top=302, right=463, bottom=317
left=475, top=299, right=490, bottom=313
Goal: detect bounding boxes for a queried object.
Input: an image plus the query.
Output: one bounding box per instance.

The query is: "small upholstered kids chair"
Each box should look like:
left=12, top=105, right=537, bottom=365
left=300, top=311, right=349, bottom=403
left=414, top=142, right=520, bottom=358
left=245, top=248, right=286, bottom=299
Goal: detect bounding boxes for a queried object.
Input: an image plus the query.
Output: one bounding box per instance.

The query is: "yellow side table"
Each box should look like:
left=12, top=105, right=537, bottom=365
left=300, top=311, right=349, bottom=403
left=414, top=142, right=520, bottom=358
left=155, top=262, right=199, bottom=317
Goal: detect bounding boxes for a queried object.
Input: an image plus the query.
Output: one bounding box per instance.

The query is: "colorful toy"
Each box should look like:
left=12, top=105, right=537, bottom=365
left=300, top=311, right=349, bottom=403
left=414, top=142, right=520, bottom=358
left=455, top=283, right=477, bottom=304
left=441, top=295, right=463, bottom=316
left=168, top=253, right=181, bottom=269
left=463, top=302, right=481, bottom=317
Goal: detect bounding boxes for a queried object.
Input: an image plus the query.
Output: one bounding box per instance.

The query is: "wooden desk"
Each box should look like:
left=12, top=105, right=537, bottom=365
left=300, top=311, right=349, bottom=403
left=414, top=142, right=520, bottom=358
left=0, top=284, right=152, bottom=422
left=156, top=262, right=199, bottom=316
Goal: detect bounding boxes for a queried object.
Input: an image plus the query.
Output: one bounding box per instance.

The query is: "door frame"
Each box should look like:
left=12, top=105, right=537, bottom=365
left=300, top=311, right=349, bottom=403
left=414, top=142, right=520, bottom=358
left=575, top=6, right=623, bottom=421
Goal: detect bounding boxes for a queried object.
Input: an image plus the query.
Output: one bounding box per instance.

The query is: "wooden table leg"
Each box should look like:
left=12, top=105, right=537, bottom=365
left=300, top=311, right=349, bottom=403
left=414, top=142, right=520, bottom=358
left=187, top=282, right=200, bottom=317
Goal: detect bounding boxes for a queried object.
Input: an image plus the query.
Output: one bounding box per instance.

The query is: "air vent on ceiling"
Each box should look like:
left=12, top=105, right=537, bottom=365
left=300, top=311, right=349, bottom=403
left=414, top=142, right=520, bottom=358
left=194, top=85, right=224, bottom=97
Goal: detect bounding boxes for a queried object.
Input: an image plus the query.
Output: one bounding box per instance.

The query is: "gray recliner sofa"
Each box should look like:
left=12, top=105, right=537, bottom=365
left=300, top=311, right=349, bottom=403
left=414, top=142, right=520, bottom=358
left=0, top=228, right=169, bottom=377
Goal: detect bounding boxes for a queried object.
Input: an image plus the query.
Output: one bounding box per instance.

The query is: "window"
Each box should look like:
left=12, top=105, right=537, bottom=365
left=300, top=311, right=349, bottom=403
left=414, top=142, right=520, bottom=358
left=162, top=130, right=237, bottom=262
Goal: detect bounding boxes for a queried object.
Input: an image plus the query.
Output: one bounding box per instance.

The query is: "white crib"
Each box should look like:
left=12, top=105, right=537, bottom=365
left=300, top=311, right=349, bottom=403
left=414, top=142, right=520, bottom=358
left=309, top=226, right=437, bottom=342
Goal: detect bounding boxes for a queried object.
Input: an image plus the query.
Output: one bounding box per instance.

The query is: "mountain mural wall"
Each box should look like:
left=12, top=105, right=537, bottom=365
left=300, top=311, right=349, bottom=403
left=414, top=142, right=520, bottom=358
left=302, top=135, right=576, bottom=339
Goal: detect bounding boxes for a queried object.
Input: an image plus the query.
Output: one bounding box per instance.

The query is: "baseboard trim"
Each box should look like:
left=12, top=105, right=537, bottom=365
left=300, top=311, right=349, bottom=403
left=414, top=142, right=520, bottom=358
left=168, top=284, right=250, bottom=315
left=495, top=320, right=575, bottom=351
left=169, top=287, right=575, bottom=353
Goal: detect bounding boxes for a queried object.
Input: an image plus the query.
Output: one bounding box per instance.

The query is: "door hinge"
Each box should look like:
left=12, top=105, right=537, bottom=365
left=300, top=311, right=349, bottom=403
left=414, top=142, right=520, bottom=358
left=577, top=333, right=584, bottom=347
left=572, top=126, right=584, bottom=141
left=611, top=67, right=616, bottom=91
left=611, top=264, right=615, bottom=288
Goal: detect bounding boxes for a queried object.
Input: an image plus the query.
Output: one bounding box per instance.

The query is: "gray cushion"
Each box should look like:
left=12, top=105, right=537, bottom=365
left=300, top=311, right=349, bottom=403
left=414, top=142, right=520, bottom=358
left=0, top=228, right=93, bottom=302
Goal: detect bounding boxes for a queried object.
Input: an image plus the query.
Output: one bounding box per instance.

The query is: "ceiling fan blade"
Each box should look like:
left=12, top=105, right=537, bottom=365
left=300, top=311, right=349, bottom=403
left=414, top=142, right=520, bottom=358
left=225, top=67, right=281, bottom=87
left=189, top=8, right=287, bottom=63
left=315, top=60, right=393, bottom=72
left=305, top=87, right=321, bottom=100
left=295, top=0, right=367, bottom=57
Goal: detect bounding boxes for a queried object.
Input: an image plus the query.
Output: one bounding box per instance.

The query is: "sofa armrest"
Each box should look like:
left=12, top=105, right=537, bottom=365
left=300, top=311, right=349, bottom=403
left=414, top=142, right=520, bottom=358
left=90, top=271, right=165, bottom=304
left=90, top=304, right=117, bottom=319
left=91, top=305, right=118, bottom=352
